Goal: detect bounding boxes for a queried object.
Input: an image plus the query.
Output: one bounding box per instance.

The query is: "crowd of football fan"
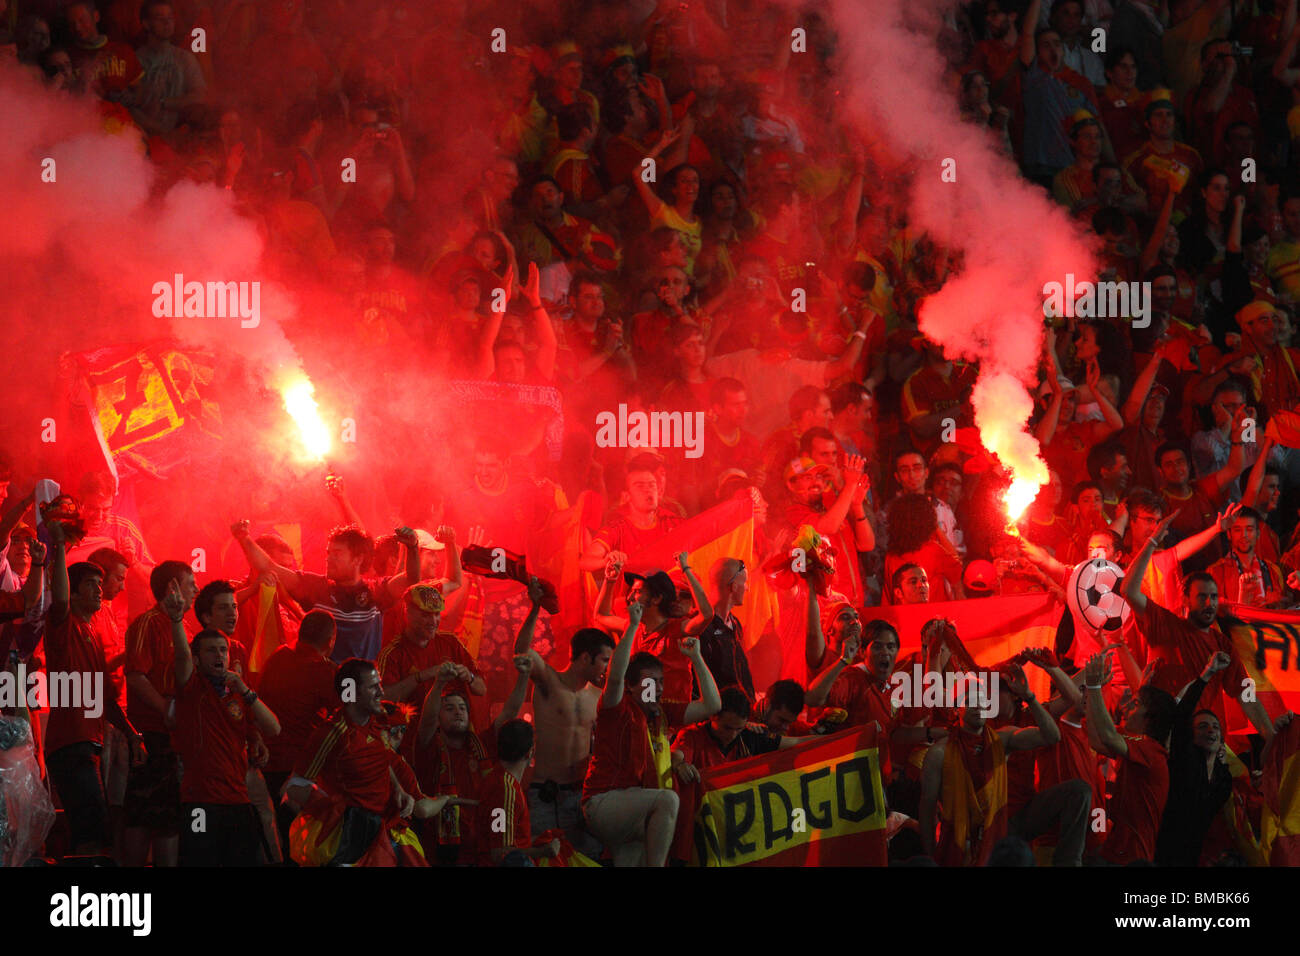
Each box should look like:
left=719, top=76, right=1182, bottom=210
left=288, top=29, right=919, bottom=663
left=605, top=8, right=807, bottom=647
left=4, top=0, right=1300, bottom=865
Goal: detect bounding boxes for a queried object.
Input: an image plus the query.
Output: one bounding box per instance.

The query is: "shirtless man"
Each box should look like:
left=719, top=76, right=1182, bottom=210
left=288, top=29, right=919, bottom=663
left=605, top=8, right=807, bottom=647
left=514, top=577, right=615, bottom=859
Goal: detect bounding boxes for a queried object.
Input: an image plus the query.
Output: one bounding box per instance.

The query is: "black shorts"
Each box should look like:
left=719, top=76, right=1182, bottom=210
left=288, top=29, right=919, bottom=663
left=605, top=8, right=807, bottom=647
left=46, top=741, right=108, bottom=850
left=123, top=731, right=181, bottom=832
left=179, top=803, right=262, bottom=867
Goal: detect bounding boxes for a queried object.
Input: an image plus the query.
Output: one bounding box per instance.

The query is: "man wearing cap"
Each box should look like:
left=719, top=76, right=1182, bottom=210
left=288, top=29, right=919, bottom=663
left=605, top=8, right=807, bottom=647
left=541, top=41, right=599, bottom=128
left=1121, top=89, right=1204, bottom=216
left=1054, top=110, right=1146, bottom=214
left=544, top=103, right=606, bottom=215
left=1237, top=300, right=1300, bottom=415
left=376, top=583, right=483, bottom=757
left=759, top=386, right=832, bottom=501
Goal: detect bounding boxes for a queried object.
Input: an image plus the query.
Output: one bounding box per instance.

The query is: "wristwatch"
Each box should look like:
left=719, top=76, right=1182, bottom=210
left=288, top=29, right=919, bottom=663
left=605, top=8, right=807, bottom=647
left=243, top=689, right=258, bottom=706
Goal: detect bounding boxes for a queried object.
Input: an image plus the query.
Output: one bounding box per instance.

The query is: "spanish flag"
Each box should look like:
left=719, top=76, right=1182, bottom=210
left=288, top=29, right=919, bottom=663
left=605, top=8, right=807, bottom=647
left=937, top=723, right=1008, bottom=866
left=1261, top=719, right=1300, bottom=865
left=539, top=495, right=778, bottom=664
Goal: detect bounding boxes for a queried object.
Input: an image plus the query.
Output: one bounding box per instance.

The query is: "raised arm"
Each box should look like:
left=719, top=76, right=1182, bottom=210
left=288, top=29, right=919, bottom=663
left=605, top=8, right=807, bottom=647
left=1083, top=653, right=1129, bottom=757
left=1000, top=667, right=1061, bottom=751
left=1122, top=348, right=1165, bottom=425
left=1022, top=647, right=1082, bottom=716
left=804, top=582, right=826, bottom=674
left=520, top=262, right=558, bottom=381
left=677, top=551, right=714, bottom=636
left=1019, top=0, right=1042, bottom=67
left=1170, top=502, right=1240, bottom=563
left=1203, top=406, right=1252, bottom=498
left=385, top=526, right=423, bottom=597
left=493, top=654, right=534, bottom=730
left=591, top=553, right=630, bottom=632
left=1123, top=512, right=1179, bottom=614
left=166, top=580, right=195, bottom=689
left=1139, top=188, right=1177, bottom=275
left=325, top=473, right=365, bottom=533
left=232, top=520, right=304, bottom=595
left=602, top=600, right=643, bottom=708
left=633, top=128, right=679, bottom=218
left=806, top=629, right=859, bottom=708
left=815, top=454, right=866, bottom=536
left=681, top=636, right=721, bottom=722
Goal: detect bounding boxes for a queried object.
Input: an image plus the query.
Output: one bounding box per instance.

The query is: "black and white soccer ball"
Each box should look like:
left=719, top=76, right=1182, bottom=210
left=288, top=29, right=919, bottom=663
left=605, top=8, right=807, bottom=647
left=1066, top=558, right=1130, bottom=632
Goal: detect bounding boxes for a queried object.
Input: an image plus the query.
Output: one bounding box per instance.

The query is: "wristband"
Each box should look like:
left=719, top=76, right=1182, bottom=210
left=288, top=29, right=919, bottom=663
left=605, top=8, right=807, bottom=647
left=1085, top=683, right=1102, bottom=690
left=243, top=689, right=258, bottom=706
left=851, top=330, right=867, bottom=341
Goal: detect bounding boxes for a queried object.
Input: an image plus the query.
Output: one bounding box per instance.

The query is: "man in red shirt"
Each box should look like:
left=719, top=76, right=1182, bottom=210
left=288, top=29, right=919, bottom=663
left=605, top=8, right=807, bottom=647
left=290, top=659, right=452, bottom=866
left=581, top=454, right=685, bottom=573
left=583, top=602, right=721, bottom=866
left=475, top=719, right=561, bottom=866
left=171, top=598, right=281, bottom=866
left=919, top=668, right=1061, bottom=865
left=1208, top=507, right=1290, bottom=606
left=121, top=558, right=196, bottom=867
left=377, top=583, right=484, bottom=748
left=44, top=521, right=144, bottom=858
left=1125, top=517, right=1275, bottom=741
left=1082, top=652, right=1176, bottom=864
left=414, top=654, right=532, bottom=864
left=257, top=609, right=337, bottom=862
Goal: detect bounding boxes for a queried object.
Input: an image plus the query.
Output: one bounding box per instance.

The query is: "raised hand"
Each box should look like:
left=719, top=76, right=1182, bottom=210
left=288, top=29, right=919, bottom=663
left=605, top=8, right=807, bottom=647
left=1002, top=664, right=1031, bottom=699
left=161, top=578, right=187, bottom=622
left=1083, top=653, right=1105, bottom=689
left=526, top=575, right=545, bottom=608
left=1217, top=501, right=1244, bottom=531
left=678, top=636, right=701, bottom=659
left=1022, top=646, right=1059, bottom=669
left=627, top=600, right=644, bottom=626
left=522, top=261, right=542, bottom=309
left=434, top=525, right=455, bottom=545
left=231, top=519, right=251, bottom=541
left=1204, top=650, right=1232, bottom=676
left=394, top=526, right=419, bottom=549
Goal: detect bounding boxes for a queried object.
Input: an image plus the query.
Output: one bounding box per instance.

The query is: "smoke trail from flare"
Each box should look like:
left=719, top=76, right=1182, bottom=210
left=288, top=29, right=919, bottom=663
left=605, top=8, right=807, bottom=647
left=821, top=0, right=1097, bottom=518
